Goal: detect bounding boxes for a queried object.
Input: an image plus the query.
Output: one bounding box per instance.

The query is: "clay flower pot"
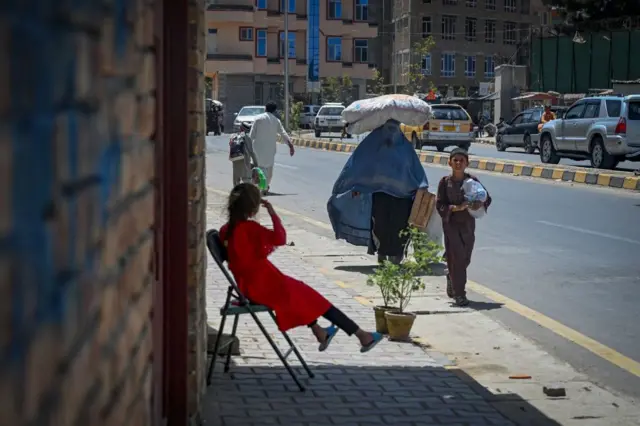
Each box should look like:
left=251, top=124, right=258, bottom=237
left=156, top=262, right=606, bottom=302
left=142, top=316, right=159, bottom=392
left=373, top=306, right=397, bottom=334
left=385, top=311, right=416, bottom=341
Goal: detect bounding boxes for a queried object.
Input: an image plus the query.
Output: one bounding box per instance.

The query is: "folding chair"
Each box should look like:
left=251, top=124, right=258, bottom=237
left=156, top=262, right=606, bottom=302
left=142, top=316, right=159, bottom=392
left=205, top=229, right=314, bottom=391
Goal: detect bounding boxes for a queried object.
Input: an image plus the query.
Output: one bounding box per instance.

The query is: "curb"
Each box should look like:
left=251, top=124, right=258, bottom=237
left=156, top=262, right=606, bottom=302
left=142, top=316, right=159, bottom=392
left=287, top=137, right=640, bottom=192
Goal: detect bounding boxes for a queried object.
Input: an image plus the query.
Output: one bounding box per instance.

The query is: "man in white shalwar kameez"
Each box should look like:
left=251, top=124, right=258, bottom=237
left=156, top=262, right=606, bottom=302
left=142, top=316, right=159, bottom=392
left=249, top=101, right=295, bottom=193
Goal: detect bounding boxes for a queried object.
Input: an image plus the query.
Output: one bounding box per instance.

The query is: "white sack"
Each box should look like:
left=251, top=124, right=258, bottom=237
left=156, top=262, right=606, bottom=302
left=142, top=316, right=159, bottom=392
left=342, top=94, right=432, bottom=135
left=424, top=205, right=444, bottom=254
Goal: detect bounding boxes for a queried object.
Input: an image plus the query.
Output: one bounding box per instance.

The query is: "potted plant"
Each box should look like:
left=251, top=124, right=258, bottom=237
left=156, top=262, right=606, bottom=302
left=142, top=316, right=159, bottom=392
left=384, top=260, right=424, bottom=341
left=366, top=261, right=399, bottom=333
left=400, top=226, right=444, bottom=273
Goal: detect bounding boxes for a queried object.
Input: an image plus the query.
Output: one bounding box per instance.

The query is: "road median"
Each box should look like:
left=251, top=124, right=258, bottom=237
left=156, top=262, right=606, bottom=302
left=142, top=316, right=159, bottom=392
left=287, top=137, right=640, bottom=192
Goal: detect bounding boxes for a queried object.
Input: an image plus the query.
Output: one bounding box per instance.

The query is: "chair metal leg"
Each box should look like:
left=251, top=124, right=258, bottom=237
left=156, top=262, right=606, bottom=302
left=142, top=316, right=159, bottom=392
left=207, top=311, right=228, bottom=386
left=248, top=308, right=306, bottom=392
left=224, top=314, right=240, bottom=373
left=269, top=311, right=314, bottom=379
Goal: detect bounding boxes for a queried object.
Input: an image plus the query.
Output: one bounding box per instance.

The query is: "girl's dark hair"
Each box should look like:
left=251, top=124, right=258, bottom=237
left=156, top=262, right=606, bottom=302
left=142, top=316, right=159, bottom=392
left=226, top=183, right=261, bottom=240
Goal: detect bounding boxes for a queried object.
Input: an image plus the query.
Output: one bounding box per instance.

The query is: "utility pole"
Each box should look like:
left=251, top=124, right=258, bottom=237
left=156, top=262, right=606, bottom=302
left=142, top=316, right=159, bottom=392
left=284, top=2, right=290, bottom=129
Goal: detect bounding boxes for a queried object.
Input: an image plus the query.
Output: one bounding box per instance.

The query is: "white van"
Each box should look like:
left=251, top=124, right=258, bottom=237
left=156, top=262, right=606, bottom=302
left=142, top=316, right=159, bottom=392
left=314, top=103, right=346, bottom=137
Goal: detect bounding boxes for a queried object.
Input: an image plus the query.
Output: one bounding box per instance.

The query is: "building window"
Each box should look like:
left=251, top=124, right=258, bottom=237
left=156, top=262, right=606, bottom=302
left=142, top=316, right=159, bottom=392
left=465, top=18, right=477, bottom=41
left=484, top=55, right=495, bottom=77
left=327, top=36, right=342, bottom=61
left=256, top=29, right=267, bottom=57
left=328, top=0, right=342, bottom=19
left=355, top=0, right=368, bottom=21
left=504, top=0, right=516, bottom=12
left=485, top=20, right=496, bottom=43
left=466, top=0, right=477, bottom=6
left=422, top=54, right=432, bottom=75
left=239, top=27, right=253, bottom=41
left=207, top=28, right=217, bottom=55
left=422, top=17, right=432, bottom=37
left=464, top=55, right=476, bottom=77
left=441, top=53, right=455, bottom=77
left=256, top=0, right=267, bottom=9
left=443, top=0, right=457, bottom=4
left=281, top=0, right=296, bottom=13
left=354, top=39, right=369, bottom=62
left=442, top=15, right=456, bottom=40
left=485, top=0, right=495, bottom=9
left=279, top=31, right=296, bottom=58
left=504, top=22, right=516, bottom=44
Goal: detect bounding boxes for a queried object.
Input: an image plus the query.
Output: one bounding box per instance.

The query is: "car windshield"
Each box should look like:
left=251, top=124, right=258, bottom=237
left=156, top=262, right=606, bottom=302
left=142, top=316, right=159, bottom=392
left=238, top=107, right=265, bottom=116
left=319, top=107, right=344, bottom=116
left=432, top=106, right=468, bottom=120
left=628, top=101, right=640, bottom=120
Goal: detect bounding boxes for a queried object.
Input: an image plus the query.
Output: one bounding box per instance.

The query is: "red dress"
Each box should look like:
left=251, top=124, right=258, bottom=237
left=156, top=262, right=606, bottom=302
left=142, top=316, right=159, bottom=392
left=219, top=212, right=332, bottom=331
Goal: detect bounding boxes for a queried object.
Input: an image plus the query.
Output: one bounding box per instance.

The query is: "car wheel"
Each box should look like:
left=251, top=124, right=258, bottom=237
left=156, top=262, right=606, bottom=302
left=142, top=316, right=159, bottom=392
left=411, top=133, right=422, bottom=150
left=436, top=145, right=446, bottom=152
left=315, top=129, right=321, bottom=138
left=523, top=134, right=536, bottom=154
left=590, top=136, right=616, bottom=169
left=540, top=134, right=560, bottom=164
left=459, top=143, right=471, bottom=151
left=496, top=135, right=507, bottom=152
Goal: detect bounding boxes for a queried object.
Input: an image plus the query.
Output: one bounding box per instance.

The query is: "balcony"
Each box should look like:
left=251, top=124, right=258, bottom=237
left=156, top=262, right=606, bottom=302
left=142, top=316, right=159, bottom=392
left=206, top=2, right=254, bottom=24
left=206, top=53, right=254, bottom=74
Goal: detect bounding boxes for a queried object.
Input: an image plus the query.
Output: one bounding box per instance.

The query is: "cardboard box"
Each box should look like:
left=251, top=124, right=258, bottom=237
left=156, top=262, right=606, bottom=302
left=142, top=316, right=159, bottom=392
left=408, top=188, right=436, bottom=229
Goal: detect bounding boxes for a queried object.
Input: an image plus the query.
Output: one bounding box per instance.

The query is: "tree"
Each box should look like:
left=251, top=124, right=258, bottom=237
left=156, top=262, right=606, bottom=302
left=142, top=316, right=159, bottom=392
left=290, top=101, right=303, bottom=132
left=321, top=76, right=353, bottom=103
left=341, top=75, right=354, bottom=104
left=402, top=37, right=436, bottom=96
left=367, top=68, right=386, bottom=96
left=456, top=86, right=467, bottom=97
left=542, top=0, right=640, bottom=31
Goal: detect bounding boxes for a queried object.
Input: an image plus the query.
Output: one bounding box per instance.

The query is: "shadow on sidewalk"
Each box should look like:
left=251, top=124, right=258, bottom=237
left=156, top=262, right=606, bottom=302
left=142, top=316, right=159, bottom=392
left=335, top=262, right=448, bottom=277
left=203, top=361, right=563, bottom=426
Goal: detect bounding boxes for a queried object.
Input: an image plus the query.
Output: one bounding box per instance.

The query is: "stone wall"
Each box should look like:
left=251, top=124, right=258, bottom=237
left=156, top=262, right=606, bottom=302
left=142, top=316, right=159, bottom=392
left=1, top=0, right=157, bottom=425
left=187, top=0, right=208, bottom=422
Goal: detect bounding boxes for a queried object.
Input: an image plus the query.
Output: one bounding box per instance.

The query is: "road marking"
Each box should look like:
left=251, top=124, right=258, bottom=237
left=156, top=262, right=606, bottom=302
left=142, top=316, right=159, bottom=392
left=466, top=280, right=640, bottom=378
left=537, top=220, right=640, bottom=246
left=274, top=163, right=298, bottom=170
left=207, top=189, right=640, bottom=379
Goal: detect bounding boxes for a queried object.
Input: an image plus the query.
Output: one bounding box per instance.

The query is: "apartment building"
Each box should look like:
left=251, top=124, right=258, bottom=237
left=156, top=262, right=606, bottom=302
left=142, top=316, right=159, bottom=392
left=206, top=0, right=378, bottom=127
left=390, top=0, right=542, bottom=96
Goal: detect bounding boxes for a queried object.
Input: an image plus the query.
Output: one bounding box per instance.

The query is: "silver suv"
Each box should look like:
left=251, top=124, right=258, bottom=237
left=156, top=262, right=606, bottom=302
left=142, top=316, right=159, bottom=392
left=539, top=95, right=640, bottom=169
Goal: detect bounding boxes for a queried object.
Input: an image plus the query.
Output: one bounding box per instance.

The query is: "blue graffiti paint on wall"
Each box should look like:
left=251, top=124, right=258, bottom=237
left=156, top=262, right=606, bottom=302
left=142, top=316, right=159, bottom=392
left=4, top=0, right=128, bottom=366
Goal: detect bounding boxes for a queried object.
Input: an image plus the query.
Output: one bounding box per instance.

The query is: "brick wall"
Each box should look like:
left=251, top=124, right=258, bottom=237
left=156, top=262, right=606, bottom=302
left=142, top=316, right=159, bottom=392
left=187, top=0, right=208, bottom=422
left=1, top=1, right=158, bottom=425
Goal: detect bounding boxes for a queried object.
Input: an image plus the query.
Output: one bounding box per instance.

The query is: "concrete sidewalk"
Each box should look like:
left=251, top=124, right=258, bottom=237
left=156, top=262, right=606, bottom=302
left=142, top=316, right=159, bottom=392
left=202, top=190, right=640, bottom=426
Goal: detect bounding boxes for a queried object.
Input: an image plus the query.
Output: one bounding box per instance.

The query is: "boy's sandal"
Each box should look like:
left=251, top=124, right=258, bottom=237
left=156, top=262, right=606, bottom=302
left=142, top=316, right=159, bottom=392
left=319, top=325, right=338, bottom=352
left=360, top=332, right=384, bottom=353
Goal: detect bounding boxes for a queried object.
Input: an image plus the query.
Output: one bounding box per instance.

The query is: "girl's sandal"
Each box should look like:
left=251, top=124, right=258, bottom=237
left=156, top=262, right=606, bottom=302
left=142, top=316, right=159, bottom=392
left=360, top=332, right=384, bottom=353
left=319, top=325, right=338, bottom=352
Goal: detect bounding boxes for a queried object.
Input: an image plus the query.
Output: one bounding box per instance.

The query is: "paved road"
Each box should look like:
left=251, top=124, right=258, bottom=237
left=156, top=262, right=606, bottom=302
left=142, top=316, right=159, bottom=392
left=303, top=132, right=640, bottom=172
left=206, top=135, right=640, bottom=400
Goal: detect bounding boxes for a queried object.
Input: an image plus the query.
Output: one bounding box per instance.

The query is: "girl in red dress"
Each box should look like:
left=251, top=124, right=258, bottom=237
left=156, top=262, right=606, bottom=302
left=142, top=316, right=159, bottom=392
left=220, top=183, right=383, bottom=352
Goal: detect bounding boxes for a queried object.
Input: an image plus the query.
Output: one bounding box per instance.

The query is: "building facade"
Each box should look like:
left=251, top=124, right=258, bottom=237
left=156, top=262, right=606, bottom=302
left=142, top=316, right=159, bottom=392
left=390, top=0, right=542, bottom=96
left=206, top=0, right=378, bottom=128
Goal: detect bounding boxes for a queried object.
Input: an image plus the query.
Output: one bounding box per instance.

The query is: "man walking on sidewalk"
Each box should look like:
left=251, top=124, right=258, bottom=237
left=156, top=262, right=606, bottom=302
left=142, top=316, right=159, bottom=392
left=249, top=100, right=295, bottom=193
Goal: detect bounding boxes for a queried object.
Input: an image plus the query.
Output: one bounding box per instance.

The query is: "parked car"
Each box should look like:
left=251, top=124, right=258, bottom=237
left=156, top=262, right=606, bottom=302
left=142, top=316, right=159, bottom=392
left=401, top=104, right=474, bottom=151
left=496, top=108, right=544, bottom=154
left=300, top=105, right=321, bottom=129
left=539, top=95, right=640, bottom=169
left=233, top=105, right=266, bottom=132
left=314, top=103, right=346, bottom=137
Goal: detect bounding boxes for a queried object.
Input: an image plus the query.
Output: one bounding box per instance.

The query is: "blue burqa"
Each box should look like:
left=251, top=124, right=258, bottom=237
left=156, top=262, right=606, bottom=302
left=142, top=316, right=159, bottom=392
left=327, top=120, right=429, bottom=246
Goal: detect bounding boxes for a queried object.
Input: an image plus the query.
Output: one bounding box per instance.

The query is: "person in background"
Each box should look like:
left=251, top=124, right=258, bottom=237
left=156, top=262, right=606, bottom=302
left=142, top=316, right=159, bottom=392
left=436, top=148, right=492, bottom=307
left=249, top=101, right=295, bottom=194
left=538, top=105, right=556, bottom=132
left=231, top=122, right=259, bottom=186
left=221, top=183, right=383, bottom=353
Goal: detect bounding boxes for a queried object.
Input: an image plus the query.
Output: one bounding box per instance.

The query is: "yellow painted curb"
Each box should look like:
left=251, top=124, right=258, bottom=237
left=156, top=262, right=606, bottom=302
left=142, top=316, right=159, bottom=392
left=286, top=137, right=640, bottom=192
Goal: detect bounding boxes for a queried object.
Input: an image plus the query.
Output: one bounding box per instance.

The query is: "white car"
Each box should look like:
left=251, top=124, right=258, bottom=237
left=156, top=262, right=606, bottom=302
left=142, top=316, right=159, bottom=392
left=314, top=103, right=346, bottom=137
left=233, top=105, right=266, bottom=132
left=300, top=105, right=321, bottom=129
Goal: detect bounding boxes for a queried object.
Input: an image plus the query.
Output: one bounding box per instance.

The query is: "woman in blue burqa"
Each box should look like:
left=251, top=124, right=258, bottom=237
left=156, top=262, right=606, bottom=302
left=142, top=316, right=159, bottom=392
left=327, top=119, right=428, bottom=264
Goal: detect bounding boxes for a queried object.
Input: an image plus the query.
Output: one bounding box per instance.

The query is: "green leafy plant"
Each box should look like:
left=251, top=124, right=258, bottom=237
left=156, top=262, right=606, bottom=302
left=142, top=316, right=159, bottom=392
left=400, top=226, right=444, bottom=275
left=367, top=259, right=425, bottom=313
left=402, top=37, right=436, bottom=96
left=290, top=101, right=303, bottom=133
left=367, top=68, right=386, bottom=95
left=366, top=261, right=400, bottom=308
left=456, top=86, right=467, bottom=98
